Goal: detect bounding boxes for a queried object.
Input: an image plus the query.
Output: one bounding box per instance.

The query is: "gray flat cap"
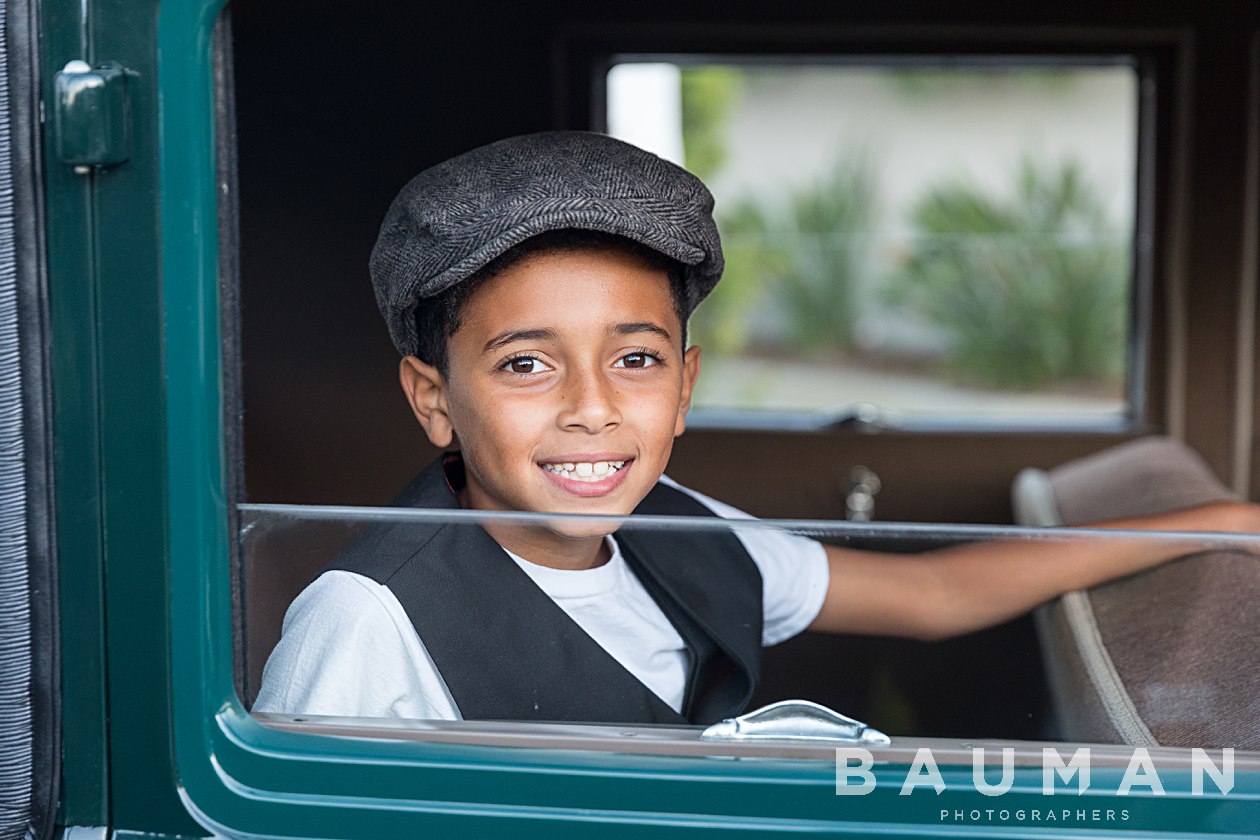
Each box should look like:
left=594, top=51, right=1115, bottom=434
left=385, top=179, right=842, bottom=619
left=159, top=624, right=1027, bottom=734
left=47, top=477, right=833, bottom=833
left=370, top=130, right=724, bottom=356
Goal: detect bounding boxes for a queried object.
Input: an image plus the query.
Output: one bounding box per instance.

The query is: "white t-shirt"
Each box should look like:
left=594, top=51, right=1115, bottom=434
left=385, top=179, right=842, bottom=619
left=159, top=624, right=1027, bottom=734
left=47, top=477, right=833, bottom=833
left=252, top=477, right=830, bottom=720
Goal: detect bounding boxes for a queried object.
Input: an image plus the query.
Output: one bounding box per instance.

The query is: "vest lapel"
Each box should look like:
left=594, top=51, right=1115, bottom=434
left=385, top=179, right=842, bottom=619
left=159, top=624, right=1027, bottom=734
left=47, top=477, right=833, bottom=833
left=621, top=484, right=763, bottom=724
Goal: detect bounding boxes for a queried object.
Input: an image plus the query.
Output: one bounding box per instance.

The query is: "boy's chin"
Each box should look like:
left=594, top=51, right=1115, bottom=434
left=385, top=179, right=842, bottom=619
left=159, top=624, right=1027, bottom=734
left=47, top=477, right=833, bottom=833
left=542, top=516, right=624, bottom=541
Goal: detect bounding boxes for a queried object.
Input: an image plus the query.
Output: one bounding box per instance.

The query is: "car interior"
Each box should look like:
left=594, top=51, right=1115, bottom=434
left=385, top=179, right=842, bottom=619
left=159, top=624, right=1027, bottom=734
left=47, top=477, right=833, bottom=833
left=225, top=0, right=1260, bottom=746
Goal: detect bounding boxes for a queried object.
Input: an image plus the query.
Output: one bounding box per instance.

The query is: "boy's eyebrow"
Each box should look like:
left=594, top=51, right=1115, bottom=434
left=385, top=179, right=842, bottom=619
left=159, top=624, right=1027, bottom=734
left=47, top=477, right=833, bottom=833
left=613, top=322, right=672, bottom=342
left=482, top=328, right=557, bottom=354
left=482, top=323, right=672, bottom=354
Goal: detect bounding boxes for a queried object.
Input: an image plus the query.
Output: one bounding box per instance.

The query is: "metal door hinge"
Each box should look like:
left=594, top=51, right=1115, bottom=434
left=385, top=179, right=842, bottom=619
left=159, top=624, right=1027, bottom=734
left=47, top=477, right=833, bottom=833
left=53, top=60, right=132, bottom=173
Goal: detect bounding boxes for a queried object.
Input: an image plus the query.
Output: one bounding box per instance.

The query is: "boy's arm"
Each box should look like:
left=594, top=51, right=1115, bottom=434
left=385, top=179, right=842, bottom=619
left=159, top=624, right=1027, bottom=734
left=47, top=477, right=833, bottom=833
left=806, top=500, right=1260, bottom=641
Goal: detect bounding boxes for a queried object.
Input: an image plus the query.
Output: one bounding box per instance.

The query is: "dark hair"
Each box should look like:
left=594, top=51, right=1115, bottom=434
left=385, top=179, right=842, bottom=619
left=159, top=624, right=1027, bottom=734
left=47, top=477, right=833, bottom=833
left=413, top=229, right=689, bottom=376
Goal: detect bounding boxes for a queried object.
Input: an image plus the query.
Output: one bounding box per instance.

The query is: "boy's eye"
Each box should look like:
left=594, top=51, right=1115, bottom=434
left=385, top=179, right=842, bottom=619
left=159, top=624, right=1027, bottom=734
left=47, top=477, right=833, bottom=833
left=502, top=356, right=550, bottom=375
left=615, top=352, right=659, bottom=369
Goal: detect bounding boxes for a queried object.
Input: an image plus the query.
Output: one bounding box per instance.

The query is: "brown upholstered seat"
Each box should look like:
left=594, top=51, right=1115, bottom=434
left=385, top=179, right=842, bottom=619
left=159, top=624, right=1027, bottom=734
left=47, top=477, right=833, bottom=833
left=1012, top=437, right=1259, bottom=748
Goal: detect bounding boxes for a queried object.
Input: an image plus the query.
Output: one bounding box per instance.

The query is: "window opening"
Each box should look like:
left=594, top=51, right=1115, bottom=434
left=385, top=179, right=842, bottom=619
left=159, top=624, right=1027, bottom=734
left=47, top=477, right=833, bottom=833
left=243, top=504, right=1260, bottom=753
left=199, top=4, right=1256, bottom=833
left=607, top=58, right=1142, bottom=430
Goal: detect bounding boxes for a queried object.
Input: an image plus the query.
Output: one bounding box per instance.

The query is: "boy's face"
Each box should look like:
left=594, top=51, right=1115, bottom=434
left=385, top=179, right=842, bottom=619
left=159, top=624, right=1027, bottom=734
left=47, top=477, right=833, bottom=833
left=402, top=247, right=701, bottom=526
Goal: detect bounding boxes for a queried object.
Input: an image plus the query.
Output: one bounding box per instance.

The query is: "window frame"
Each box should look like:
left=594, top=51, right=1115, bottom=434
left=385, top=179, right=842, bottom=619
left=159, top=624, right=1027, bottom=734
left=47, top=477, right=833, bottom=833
left=551, top=24, right=1179, bottom=445
left=162, top=2, right=1260, bottom=836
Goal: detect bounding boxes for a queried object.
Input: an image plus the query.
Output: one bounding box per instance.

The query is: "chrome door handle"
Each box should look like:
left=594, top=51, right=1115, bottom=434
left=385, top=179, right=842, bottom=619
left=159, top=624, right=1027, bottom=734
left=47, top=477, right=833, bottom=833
left=701, top=699, right=891, bottom=745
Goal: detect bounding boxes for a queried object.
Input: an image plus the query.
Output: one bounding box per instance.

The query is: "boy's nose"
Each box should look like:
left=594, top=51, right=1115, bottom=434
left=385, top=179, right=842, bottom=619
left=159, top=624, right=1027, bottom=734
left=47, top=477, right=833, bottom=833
left=556, top=367, right=622, bottom=433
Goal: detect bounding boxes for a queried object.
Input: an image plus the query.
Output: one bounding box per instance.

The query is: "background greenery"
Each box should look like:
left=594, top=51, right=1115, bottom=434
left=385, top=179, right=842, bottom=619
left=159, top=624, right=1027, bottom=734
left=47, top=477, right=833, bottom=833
left=697, top=160, right=875, bottom=357
left=679, top=65, right=1129, bottom=392
left=887, top=160, right=1128, bottom=387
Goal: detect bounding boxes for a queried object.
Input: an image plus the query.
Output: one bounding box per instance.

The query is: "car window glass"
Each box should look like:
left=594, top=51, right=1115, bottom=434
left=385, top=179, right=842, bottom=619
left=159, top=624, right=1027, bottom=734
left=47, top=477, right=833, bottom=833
left=242, top=503, right=1260, bottom=754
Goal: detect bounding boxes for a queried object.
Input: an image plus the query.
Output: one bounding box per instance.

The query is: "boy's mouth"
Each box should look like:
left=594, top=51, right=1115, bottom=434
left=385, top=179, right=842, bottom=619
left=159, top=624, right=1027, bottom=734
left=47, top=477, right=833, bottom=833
left=539, top=459, right=628, bottom=483
left=537, top=457, right=635, bottom=498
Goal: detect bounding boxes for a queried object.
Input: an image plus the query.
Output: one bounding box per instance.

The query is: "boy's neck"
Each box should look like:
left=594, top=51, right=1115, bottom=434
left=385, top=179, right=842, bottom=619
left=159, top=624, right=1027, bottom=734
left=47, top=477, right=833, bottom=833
left=443, top=453, right=613, bottom=570
left=480, top=521, right=612, bottom=570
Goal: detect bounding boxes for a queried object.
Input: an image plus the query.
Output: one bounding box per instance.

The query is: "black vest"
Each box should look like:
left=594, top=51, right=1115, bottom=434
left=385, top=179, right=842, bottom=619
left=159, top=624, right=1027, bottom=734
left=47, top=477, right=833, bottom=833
left=329, top=456, right=763, bottom=725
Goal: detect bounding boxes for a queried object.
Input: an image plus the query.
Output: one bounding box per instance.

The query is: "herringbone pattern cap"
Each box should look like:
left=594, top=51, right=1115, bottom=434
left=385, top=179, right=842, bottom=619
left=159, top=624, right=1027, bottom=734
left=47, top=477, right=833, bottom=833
left=370, top=131, right=724, bottom=356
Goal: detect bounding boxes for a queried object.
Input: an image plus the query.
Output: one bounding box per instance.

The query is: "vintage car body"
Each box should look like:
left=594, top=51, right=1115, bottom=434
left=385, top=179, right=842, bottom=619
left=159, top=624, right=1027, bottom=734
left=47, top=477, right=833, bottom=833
left=1, top=0, right=1259, bottom=837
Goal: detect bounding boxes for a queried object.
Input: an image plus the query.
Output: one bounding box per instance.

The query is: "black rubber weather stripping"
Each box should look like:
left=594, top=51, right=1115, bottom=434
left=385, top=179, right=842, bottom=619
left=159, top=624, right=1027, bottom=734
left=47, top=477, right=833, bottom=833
left=2, top=0, right=60, bottom=833
left=213, top=8, right=250, bottom=707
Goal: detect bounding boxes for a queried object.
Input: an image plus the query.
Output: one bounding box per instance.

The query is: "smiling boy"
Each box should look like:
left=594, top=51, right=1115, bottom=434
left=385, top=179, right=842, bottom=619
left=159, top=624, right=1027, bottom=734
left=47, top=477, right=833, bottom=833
left=254, top=131, right=1260, bottom=724
left=403, top=241, right=698, bottom=553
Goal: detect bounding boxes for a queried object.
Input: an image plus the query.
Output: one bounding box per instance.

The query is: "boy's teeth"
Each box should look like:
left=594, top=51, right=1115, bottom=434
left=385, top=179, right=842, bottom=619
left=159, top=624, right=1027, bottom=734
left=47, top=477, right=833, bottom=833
left=542, top=460, right=626, bottom=482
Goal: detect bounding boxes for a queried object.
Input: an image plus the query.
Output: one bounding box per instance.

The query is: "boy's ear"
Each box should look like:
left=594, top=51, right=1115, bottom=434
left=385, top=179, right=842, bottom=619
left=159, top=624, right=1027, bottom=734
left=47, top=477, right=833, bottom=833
left=674, top=345, right=702, bottom=437
left=399, top=355, right=455, bottom=448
